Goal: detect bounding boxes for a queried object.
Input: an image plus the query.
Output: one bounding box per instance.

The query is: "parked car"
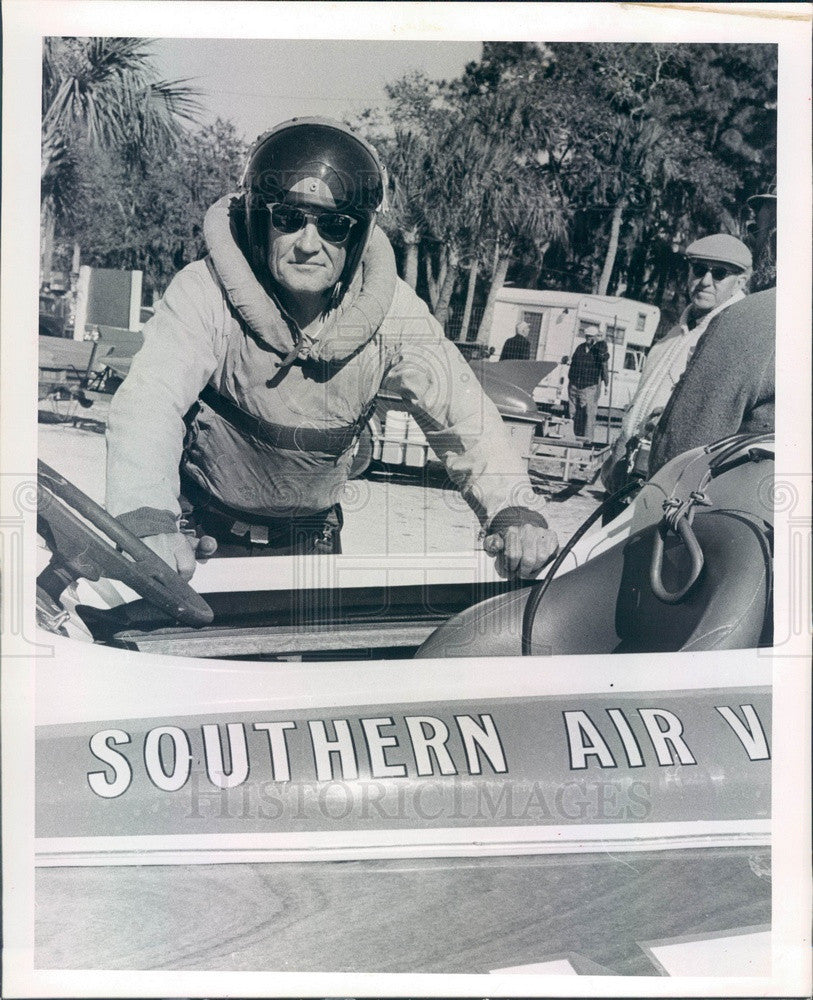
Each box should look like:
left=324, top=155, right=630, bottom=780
left=449, top=340, right=496, bottom=362
left=39, top=288, right=72, bottom=338
left=350, top=357, right=558, bottom=478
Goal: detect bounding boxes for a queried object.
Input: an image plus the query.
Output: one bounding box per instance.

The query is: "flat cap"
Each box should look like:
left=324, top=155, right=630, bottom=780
left=685, top=234, right=752, bottom=271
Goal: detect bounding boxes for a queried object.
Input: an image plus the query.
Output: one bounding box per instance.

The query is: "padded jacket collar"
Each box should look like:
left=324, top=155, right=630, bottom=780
left=203, top=193, right=398, bottom=364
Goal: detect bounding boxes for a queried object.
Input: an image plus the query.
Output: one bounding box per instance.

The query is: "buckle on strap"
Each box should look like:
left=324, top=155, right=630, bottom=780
left=229, top=521, right=271, bottom=545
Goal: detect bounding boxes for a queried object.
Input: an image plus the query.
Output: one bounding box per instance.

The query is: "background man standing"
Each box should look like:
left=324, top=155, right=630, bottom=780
left=567, top=324, right=608, bottom=442
left=601, top=233, right=752, bottom=491
left=500, top=319, right=532, bottom=360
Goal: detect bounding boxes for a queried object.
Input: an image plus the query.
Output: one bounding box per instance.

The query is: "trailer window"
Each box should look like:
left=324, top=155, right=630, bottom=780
left=604, top=322, right=626, bottom=344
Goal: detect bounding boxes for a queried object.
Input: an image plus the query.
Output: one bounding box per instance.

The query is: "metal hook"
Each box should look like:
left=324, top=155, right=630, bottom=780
left=650, top=514, right=705, bottom=604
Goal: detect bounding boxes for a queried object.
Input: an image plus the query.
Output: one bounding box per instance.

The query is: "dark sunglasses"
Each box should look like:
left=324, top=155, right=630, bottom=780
left=267, top=203, right=357, bottom=244
left=690, top=261, right=739, bottom=282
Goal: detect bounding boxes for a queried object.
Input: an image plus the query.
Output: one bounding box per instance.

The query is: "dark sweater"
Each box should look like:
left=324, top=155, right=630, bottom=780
left=500, top=333, right=531, bottom=360
left=649, top=287, right=775, bottom=474
left=569, top=341, right=608, bottom=388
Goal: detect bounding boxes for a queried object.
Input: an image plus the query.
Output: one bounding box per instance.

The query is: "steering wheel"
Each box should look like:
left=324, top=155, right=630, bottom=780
left=37, top=460, right=214, bottom=627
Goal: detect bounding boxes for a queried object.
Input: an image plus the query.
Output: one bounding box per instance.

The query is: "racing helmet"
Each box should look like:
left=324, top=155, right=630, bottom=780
left=241, top=118, right=385, bottom=305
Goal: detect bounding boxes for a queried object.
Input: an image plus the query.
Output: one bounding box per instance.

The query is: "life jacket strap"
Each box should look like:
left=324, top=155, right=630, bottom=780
left=198, top=383, right=369, bottom=457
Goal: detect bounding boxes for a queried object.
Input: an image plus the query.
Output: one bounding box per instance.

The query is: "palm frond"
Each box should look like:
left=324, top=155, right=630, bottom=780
left=42, top=36, right=202, bottom=190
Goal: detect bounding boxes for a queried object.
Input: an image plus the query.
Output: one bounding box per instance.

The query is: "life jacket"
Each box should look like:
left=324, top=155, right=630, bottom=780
left=181, top=196, right=400, bottom=517
left=203, top=194, right=397, bottom=364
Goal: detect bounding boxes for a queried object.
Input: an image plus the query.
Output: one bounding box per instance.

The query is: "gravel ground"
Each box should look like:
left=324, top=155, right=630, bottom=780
left=38, top=393, right=604, bottom=556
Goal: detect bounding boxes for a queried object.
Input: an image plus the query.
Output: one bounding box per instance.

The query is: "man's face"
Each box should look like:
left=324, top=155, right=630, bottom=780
left=266, top=202, right=348, bottom=299
left=687, top=259, right=746, bottom=315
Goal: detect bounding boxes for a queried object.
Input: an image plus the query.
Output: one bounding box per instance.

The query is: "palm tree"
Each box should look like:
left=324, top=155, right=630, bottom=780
left=41, top=37, right=200, bottom=282
left=378, top=128, right=435, bottom=290
left=354, top=76, right=459, bottom=293
left=423, top=123, right=515, bottom=330
left=475, top=158, right=569, bottom=343
left=437, top=81, right=570, bottom=342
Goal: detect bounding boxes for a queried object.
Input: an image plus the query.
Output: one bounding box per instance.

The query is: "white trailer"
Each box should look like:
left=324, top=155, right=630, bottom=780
left=351, top=290, right=660, bottom=480
left=486, top=288, right=660, bottom=417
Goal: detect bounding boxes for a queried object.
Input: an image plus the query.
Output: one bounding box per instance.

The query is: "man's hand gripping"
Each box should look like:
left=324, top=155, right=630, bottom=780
left=142, top=531, right=218, bottom=583
left=483, top=507, right=558, bottom=579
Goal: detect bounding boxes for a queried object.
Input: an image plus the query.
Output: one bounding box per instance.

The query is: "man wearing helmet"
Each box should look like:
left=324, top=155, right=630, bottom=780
left=106, top=119, right=557, bottom=581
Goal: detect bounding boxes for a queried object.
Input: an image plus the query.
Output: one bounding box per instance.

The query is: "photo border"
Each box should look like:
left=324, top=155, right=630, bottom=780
left=2, top=2, right=811, bottom=996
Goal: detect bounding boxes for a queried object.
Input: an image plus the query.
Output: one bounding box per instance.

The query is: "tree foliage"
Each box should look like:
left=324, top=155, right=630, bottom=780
left=64, top=120, right=246, bottom=297
left=367, top=42, right=776, bottom=338
left=42, top=37, right=199, bottom=178
left=45, top=40, right=777, bottom=334
left=71, top=120, right=246, bottom=293
left=41, top=37, right=201, bottom=281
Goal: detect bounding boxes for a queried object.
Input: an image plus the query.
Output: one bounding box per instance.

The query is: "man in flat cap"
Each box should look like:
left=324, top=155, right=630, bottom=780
left=601, top=233, right=752, bottom=493
left=567, top=324, right=608, bottom=442
left=649, top=286, right=775, bottom=475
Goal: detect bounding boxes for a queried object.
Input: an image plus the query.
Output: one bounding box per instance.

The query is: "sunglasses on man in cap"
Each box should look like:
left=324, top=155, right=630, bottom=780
left=689, top=260, right=743, bottom=282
